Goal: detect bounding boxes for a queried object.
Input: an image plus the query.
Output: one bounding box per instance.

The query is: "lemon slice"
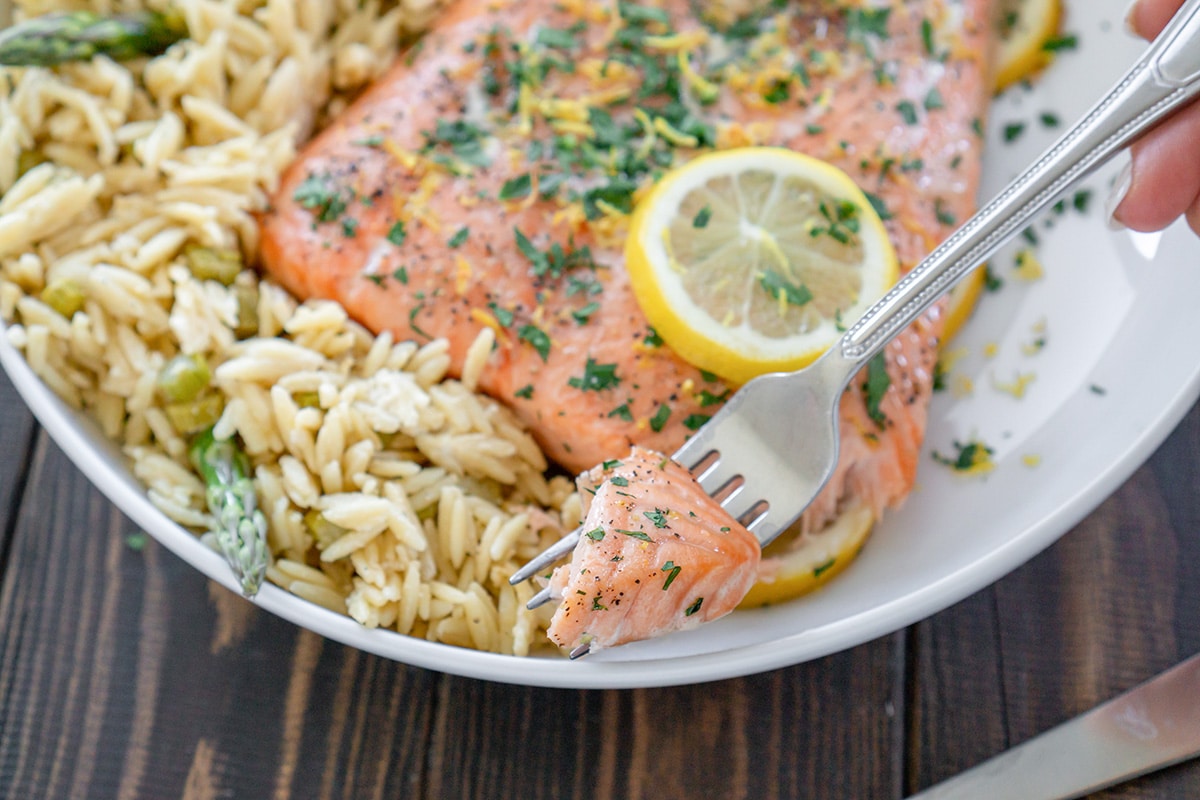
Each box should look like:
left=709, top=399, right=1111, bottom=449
left=626, top=147, right=899, bottom=386
left=994, top=0, right=1063, bottom=92
left=738, top=503, right=875, bottom=609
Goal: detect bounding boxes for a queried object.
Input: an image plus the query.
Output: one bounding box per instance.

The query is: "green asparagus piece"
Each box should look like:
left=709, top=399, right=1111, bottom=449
left=189, top=426, right=268, bottom=598
left=0, top=10, right=187, bottom=67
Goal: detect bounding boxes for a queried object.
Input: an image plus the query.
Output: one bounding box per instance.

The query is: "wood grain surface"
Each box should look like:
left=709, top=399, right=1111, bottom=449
left=0, top=363, right=1198, bottom=799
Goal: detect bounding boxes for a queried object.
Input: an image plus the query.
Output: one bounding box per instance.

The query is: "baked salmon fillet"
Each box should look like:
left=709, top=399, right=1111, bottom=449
left=259, top=0, right=995, bottom=535
left=547, top=447, right=761, bottom=653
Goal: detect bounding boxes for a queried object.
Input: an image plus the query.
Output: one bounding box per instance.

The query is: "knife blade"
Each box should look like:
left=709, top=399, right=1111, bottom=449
left=909, top=651, right=1200, bottom=800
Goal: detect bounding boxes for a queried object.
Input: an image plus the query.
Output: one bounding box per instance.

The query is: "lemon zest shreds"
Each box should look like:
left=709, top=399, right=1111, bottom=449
left=992, top=371, right=1036, bottom=399
left=383, top=140, right=420, bottom=171
left=652, top=117, right=699, bottom=148
left=516, top=82, right=536, bottom=137
left=593, top=198, right=629, bottom=219
left=539, top=98, right=590, bottom=123
left=983, top=342, right=999, bottom=358
left=1013, top=248, right=1044, bottom=281
left=470, top=308, right=511, bottom=345
left=1022, top=454, right=1042, bottom=468
left=934, top=439, right=996, bottom=475
left=551, top=119, right=595, bottom=137
left=643, top=29, right=709, bottom=52
left=951, top=374, right=974, bottom=398
left=455, top=256, right=473, bottom=296
left=677, top=51, right=720, bottom=103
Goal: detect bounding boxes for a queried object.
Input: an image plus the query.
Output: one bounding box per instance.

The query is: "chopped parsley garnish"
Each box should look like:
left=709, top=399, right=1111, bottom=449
left=864, top=351, right=890, bottom=428
left=682, top=414, right=710, bottom=430
left=535, top=26, right=578, bottom=50
left=1003, top=122, right=1026, bottom=142
left=845, top=7, right=891, bottom=45
left=692, top=205, right=713, bottom=228
left=1042, top=34, right=1078, bottom=52
left=601, top=459, right=622, bottom=470
left=582, top=176, right=638, bottom=219
left=759, top=269, right=812, bottom=306
left=896, top=100, right=919, bottom=126
left=1040, top=112, right=1061, bottom=128
left=610, top=476, right=630, bottom=487
left=514, top=384, right=534, bottom=399
left=386, top=220, right=407, bottom=247
left=592, top=596, right=608, bottom=611
left=617, top=529, right=653, bottom=542
left=608, top=403, right=633, bottom=421
left=924, top=87, right=944, bottom=111
left=643, top=327, right=664, bottom=347
left=684, top=597, right=704, bottom=616
left=697, top=389, right=728, bottom=407
left=813, top=558, right=836, bottom=578
left=408, top=304, right=431, bottom=339
left=983, top=264, right=1004, bottom=292
left=585, top=527, right=606, bottom=541
left=618, top=2, right=669, bottom=26
left=488, top=302, right=514, bottom=327
left=649, top=403, right=671, bottom=432
left=341, top=217, right=358, bottom=238
left=293, top=173, right=349, bottom=223
left=921, top=17, right=936, bottom=55
left=499, top=173, right=532, bottom=201
left=934, top=198, right=957, bottom=226
left=422, top=118, right=491, bottom=168
left=518, top=324, right=551, bottom=361
left=447, top=226, right=470, bottom=248
left=661, top=560, right=681, bottom=590
left=762, top=78, right=790, bottom=104
left=513, top=228, right=595, bottom=279
left=811, top=200, right=861, bottom=244
left=932, top=440, right=995, bottom=472
left=568, top=358, right=621, bottom=392
left=863, top=191, right=893, bottom=221
left=392, top=266, right=408, bottom=284
left=571, top=302, right=600, bottom=324
left=644, top=509, right=670, bottom=528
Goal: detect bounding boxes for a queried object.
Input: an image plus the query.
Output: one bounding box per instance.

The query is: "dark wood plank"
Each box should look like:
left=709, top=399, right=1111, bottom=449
left=423, top=636, right=906, bottom=800
left=910, top=402, right=1200, bottom=798
left=0, top=369, right=37, bottom=546
left=0, top=433, right=440, bottom=799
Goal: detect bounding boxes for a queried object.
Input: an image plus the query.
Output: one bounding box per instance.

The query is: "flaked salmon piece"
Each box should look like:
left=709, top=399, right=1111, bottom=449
left=259, top=0, right=995, bottom=534
left=546, top=447, right=760, bottom=652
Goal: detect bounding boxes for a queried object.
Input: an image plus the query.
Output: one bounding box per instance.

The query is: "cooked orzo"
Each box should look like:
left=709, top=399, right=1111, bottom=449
left=0, top=0, right=577, bottom=656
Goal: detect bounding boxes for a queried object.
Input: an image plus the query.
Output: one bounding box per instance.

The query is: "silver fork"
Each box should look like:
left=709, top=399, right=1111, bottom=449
left=511, top=0, right=1200, bottom=617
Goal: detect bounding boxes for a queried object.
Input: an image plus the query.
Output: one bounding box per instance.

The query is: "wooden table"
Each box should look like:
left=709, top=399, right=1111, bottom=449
left=0, top=364, right=1197, bottom=800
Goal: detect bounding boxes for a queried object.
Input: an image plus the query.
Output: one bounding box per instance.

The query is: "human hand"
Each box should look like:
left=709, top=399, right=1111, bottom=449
left=1109, top=0, right=1200, bottom=235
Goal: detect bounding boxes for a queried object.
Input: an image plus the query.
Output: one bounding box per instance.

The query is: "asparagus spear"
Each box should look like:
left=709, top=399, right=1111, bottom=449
left=189, top=426, right=269, bottom=598
left=0, top=10, right=187, bottom=67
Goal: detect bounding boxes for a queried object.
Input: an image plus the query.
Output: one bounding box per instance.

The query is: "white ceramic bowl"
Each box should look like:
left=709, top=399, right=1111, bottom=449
left=4, top=0, right=1198, bottom=687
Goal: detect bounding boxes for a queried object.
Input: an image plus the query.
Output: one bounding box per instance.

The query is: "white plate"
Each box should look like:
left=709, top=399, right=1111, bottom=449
left=3, top=0, right=1197, bottom=688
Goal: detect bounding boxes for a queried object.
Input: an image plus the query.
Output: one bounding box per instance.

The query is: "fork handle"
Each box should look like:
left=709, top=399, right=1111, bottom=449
left=837, top=0, right=1200, bottom=368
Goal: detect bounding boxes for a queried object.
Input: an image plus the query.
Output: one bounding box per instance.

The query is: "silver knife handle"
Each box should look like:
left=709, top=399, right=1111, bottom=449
left=908, top=652, right=1200, bottom=800
left=839, top=0, right=1200, bottom=365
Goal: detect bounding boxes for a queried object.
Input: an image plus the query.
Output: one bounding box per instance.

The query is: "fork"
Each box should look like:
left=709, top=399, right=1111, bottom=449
left=511, top=0, right=1200, bottom=617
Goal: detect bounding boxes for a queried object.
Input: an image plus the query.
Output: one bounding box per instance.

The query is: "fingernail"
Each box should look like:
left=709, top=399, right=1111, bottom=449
left=1123, top=0, right=1139, bottom=35
left=1106, top=161, right=1132, bottom=231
